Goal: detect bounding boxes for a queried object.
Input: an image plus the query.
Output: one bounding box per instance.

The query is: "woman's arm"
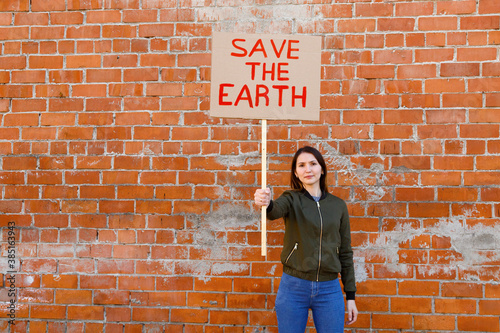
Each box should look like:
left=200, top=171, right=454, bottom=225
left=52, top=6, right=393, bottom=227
left=346, top=299, right=358, bottom=325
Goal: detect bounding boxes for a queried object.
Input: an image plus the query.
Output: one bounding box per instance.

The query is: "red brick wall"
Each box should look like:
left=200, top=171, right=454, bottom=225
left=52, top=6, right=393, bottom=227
left=1, top=0, right=500, bottom=332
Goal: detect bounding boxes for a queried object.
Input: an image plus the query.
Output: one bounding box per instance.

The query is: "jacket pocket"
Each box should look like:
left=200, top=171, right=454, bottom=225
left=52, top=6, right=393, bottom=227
left=285, top=242, right=298, bottom=264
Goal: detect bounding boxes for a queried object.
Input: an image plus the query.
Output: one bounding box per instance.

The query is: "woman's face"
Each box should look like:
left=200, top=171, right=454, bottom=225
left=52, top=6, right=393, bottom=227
left=294, top=152, right=323, bottom=189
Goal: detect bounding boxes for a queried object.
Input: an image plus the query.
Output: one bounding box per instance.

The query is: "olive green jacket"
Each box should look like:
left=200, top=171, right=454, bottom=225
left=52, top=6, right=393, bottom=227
left=267, top=189, right=356, bottom=300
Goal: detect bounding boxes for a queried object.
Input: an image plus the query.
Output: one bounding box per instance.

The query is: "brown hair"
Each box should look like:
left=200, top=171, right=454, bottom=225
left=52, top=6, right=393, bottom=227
left=290, top=146, right=328, bottom=193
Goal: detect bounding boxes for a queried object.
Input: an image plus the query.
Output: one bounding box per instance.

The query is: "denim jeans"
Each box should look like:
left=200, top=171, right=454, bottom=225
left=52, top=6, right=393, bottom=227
left=275, top=272, right=345, bottom=333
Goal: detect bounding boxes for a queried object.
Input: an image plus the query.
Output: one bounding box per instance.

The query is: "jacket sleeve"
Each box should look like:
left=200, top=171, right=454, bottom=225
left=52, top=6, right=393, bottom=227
left=266, top=191, right=293, bottom=220
left=339, top=200, right=357, bottom=299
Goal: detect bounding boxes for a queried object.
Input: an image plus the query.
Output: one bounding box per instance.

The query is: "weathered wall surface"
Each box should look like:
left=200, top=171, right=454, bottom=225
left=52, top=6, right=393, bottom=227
left=1, top=0, right=500, bottom=332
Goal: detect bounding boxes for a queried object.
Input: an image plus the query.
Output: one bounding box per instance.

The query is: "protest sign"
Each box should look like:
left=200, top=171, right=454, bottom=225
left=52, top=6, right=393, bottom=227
left=210, top=32, right=321, bottom=120
left=210, top=32, right=322, bottom=255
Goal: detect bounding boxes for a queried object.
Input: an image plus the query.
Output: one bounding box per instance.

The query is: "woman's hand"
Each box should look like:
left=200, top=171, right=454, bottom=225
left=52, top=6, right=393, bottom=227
left=346, top=299, right=358, bottom=325
left=254, top=188, right=271, bottom=207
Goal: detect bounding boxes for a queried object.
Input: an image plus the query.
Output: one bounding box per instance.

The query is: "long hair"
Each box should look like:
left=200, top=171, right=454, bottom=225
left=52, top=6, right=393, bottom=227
left=290, top=146, right=328, bottom=193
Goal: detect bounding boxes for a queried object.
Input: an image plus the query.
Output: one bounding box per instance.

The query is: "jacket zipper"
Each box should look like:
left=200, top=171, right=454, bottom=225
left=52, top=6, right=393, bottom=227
left=316, top=201, right=323, bottom=281
left=285, top=242, right=298, bottom=264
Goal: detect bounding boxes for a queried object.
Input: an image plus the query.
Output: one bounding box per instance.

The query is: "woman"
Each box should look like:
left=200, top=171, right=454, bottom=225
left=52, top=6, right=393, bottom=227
left=254, top=146, right=357, bottom=333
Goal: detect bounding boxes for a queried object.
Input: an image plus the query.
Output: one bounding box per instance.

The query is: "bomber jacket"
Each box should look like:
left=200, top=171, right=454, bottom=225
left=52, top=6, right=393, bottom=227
left=267, top=189, right=356, bottom=300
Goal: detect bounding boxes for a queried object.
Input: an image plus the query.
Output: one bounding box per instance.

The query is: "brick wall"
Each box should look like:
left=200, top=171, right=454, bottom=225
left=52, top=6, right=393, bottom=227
left=1, top=0, right=500, bottom=332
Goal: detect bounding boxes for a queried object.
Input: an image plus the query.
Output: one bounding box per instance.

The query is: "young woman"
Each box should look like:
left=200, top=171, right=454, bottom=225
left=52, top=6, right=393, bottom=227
left=254, top=146, right=357, bottom=333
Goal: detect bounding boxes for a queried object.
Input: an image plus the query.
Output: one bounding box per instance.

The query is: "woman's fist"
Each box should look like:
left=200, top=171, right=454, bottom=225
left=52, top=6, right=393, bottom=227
left=254, top=188, right=271, bottom=207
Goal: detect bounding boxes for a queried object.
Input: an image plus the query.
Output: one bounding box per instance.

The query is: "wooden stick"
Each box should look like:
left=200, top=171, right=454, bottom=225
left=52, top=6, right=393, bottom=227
left=261, top=119, right=267, bottom=257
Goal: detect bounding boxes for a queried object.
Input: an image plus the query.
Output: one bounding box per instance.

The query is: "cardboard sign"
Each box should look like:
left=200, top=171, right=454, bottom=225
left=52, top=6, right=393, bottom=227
left=210, top=32, right=321, bottom=121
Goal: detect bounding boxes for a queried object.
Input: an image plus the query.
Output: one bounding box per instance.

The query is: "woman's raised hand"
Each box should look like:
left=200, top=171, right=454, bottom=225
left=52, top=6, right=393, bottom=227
left=254, top=188, right=271, bottom=207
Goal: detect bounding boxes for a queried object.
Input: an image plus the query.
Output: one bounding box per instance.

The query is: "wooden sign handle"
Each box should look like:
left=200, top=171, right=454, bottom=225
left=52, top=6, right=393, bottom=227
left=261, top=119, right=267, bottom=257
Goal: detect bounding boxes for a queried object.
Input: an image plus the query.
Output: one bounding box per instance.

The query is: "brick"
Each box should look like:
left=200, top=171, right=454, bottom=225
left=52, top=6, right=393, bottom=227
left=0, top=27, right=29, bottom=40
left=31, top=26, right=64, bottom=39
left=458, top=47, right=497, bottom=61
left=415, top=49, right=454, bottom=62
left=357, top=65, right=394, bottom=79
left=397, top=64, right=436, bottom=79
left=124, top=68, right=158, bottom=82
left=395, top=188, right=434, bottom=201
left=178, top=53, right=211, bottom=67
left=461, top=124, right=499, bottom=138
left=51, top=12, right=84, bottom=25
left=31, top=305, right=66, bottom=319
left=209, top=310, right=248, bottom=325
left=355, top=3, right=393, bottom=17
left=470, top=78, right=500, bottom=93
left=438, top=187, right=478, bottom=201
left=487, top=93, right=500, bottom=107
left=443, top=93, right=482, bottom=108
left=0, top=56, right=26, bottom=70
left=419, top=17, right=457, bottom=31
left=480, top=300, right=500, bottom=315
left=436, top=299, right=477, bottom=314
left=132, top=308, right=170, bottom=322
left=146, top=83, right=182, bottom=96
left=435, top=156, right=474, bottom=170
left=29, top=55, right=63, bottom=69
left=104, top=0, right=140, bottom=9
left=372, top=314, right=412, bottom=329
left=356, top=280, right=397, bottom=295
left=458, top=316, right=500, bottom=332
left=378, top=18, right=415, bottom=31
left=56, top=290, right=92, bottom=304
left=338, top=19, right=375, bottom=33
left=414, top=315, right=456, bottom=330
left=342, top=80, right=380, bottom=95
left=68, top=306, right=104, bottom=320
left=103, top=25, right=136, bottom=38
left=441, top=62, right=480, bottom=77
left=171, top=309, right=208, bottom=323
left=470, top=109, right=500, bottom=123
left=384, top=80, right=422, bottom=94
left=87, top=10, right=121, bottom=23
left=399, top=280, right=439, bottom=296
left=187, top=292, right=226, bottom=308
left=479, top=0, right=500, bottom=13
left=11, top=70, right=44, bottom=83
left=123, top=9, right=157, bottom=23
left=462, top=15, right=500, bottom=30
left=139, top=24, right=174, bottom=37
left=396, top=2, right=433, bottom=16
left=0, top=0, right=29, bottom=11
left=391, top=297, right=432, bottom=313
left=0, top=84, right=32, bottom=98
left=66, top=55, right=101, bottom=68
left=103, top=54, right=138, bottom=67
left=442, top=282, right=482, bottom=297
left=425, top=78, right=465, bottom=93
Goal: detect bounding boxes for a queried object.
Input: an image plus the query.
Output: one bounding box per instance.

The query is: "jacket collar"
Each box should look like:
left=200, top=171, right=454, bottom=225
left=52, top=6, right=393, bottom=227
left=301, top=189, right=328, bottom=201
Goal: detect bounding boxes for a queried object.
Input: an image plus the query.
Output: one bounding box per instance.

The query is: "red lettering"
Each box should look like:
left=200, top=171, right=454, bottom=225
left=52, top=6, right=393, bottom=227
left=277, top=63, right=289, bottom=81
left=219, top=83, right=234, bottom=105
left=287, top=40, right=299, bottom=59
left=248, top=39, right=268, bottom=58
left=245, top=62, right=260, bottom=80
left=272, top=85, right=289, bottom=107
left=234, top=84, right=253, bottom=108
left=262, top=63, right=275, bottom=81
left=231, top=39, right=247, bottom=57
left=270, top=39, right=287, bottom=58
left=292, top=86, right=307, bottom=107
left=255, top=85, right=270, bottom=107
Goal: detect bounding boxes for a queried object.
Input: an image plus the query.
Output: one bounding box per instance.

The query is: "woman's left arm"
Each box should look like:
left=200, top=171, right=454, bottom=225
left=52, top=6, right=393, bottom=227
left=346, top=299, right=358, bottom=325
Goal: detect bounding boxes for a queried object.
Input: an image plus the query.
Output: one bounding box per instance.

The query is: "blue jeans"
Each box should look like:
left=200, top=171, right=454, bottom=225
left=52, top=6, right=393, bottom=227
left=275, top=273, right=345, bottom=333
